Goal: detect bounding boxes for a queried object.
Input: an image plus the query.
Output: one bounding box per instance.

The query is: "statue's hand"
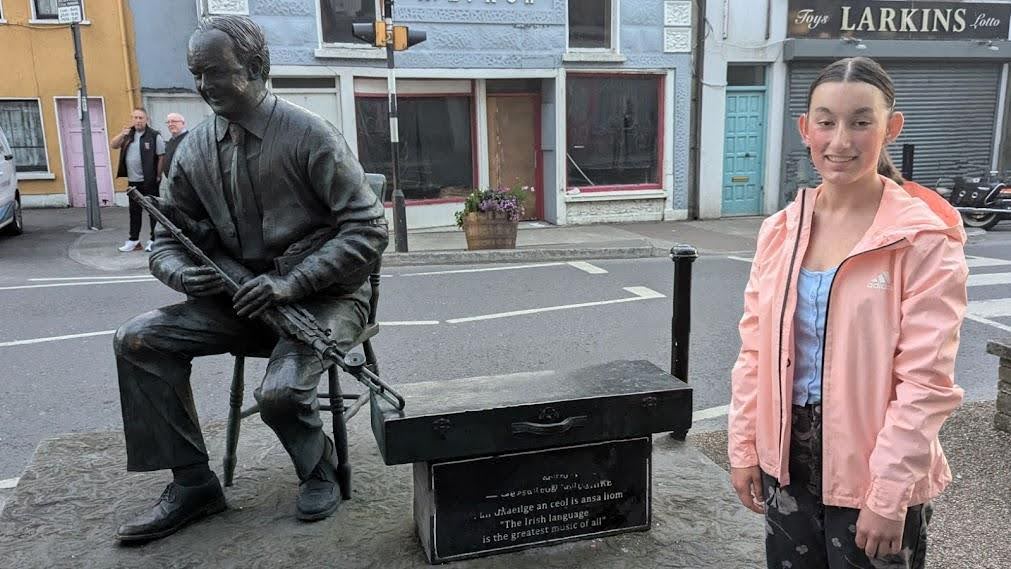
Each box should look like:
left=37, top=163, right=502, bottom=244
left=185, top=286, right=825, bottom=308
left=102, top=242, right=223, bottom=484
left=232, top=274, right=302, bottom=319
left=179, top=266, right=228, bottom=297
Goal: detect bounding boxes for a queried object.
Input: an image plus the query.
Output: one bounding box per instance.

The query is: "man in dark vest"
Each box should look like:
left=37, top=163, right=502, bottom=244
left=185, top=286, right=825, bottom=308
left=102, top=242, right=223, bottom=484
left=111, top=107, right=165, bottom=252
left=112, top=15, right=388, bottom=542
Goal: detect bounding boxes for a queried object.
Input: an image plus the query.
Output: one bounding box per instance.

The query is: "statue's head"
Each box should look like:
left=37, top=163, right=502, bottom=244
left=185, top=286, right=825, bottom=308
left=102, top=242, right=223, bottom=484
left=187, top=15, right=270, bottom=120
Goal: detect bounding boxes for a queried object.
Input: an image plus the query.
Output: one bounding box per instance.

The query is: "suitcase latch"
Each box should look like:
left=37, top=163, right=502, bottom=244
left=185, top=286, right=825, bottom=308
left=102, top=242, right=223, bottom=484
left=432, top=417, right=452, bottom=438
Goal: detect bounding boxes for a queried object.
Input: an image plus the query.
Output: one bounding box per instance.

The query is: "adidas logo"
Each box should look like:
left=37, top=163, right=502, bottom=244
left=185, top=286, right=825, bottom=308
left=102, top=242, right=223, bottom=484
left=867, top=271, right=891, bottom=290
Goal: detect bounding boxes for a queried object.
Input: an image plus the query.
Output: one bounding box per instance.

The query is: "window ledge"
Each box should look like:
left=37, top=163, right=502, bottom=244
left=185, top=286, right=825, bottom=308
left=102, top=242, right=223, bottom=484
left=17, top=172, right=56, bottom=181
left=28, top=19, right=91, bottom=25
left=565, top=188, right=666, bottom=202
left=315, top=45, right=386, bottom=60
left=0, top=20, right=8, bottom=25
left=562, top=51, right=626, bottom=63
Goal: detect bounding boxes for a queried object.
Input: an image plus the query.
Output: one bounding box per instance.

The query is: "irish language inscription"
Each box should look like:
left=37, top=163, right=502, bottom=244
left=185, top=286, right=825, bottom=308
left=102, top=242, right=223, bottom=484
left=430, top=437, right=651, bottom=559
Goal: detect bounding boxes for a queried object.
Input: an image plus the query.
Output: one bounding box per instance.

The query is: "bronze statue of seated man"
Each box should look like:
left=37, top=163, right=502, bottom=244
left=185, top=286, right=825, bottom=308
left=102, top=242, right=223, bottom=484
left=113, top=14, right=388, bottom=542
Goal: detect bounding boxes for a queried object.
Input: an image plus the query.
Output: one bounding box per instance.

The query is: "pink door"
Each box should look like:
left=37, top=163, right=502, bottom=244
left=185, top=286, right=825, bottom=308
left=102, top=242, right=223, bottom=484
left=57, top=98, right=115, bottom=207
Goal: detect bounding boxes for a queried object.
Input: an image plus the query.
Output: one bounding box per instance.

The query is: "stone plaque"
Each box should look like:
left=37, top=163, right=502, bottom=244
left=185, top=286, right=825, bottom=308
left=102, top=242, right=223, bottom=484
left=414, top=437, right=651, bottom=562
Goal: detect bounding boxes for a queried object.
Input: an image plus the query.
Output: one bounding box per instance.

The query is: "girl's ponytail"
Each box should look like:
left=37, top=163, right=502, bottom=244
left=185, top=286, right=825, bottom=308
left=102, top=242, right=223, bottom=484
left=877, top=148, right=903, bottom=185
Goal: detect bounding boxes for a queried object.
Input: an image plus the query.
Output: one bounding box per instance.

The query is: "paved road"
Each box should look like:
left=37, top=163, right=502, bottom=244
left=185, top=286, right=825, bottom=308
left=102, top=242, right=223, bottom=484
left=1, top=216, right=1010, bottom=482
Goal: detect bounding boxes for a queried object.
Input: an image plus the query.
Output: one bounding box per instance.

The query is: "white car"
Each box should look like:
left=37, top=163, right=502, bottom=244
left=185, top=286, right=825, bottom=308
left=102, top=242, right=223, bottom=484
left=0, top=125, right=23, bottom=236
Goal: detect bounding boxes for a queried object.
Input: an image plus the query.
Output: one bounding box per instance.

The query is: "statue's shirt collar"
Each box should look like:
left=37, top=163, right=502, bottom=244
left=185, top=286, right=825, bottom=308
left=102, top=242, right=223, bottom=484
left=215, top=92, right=275, bottom=142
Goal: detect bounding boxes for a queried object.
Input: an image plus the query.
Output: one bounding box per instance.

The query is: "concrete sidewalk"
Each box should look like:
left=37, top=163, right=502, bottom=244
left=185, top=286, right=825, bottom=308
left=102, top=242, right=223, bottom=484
left=40, top=206, right=765, bottom=272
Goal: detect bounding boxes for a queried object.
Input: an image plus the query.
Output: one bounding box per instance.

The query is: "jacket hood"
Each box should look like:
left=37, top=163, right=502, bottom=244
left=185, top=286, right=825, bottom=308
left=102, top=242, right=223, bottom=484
left=789, top=175, right=966, bottom=251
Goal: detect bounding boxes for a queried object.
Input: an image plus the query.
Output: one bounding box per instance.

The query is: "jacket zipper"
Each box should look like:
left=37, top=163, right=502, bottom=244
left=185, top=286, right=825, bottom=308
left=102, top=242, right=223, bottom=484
left=817, top=238, right=903, bottom=496
left=777, top=191, right=807, bottom=464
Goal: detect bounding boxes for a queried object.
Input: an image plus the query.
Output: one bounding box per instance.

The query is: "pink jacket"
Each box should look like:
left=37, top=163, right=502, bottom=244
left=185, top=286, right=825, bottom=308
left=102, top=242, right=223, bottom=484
left=728, top=176, right=968, bottom=521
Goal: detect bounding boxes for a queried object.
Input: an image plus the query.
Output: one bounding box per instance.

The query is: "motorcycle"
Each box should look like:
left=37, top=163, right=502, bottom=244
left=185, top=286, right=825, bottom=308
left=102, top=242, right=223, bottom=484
left=934, top=164, right=1011, bottom=231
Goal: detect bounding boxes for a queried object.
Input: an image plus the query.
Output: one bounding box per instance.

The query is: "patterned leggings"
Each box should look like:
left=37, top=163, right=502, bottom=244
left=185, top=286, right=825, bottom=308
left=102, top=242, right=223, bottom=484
left=761, top=404, right=931, bottom=569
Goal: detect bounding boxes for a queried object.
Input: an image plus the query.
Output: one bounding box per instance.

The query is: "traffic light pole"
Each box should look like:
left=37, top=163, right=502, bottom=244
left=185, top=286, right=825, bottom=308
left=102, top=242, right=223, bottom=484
left=71, top=22, right=102, bottom=230
left=384, top=0, right=408, bottom=253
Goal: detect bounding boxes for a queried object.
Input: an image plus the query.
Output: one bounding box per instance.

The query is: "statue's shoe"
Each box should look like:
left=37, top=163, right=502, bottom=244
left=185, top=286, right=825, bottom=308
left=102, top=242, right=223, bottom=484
left=296, top=439, right=341, bottom=521
left=116, top=475, right=227, bottom=543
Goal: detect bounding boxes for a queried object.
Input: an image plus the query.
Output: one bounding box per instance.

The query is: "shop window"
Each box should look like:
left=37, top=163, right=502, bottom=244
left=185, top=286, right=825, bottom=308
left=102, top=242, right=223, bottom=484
left=566, top=76, right=660, bottom=189
left=355, top=96, right=474, bottom=201
left=0, top=99, right=49, bottom=173
left=727, top=65, right=766, bottom=87
left=568, top=0, right=613, bottom=49
left=31, top=0, right=86, bottom=20
left=201, top=0, right=250, bottom=15
left=320, top=0, right=378, bottom=45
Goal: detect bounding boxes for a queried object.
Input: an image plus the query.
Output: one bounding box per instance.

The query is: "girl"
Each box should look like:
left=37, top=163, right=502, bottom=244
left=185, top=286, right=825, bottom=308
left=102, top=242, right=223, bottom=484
left=728, top=57, right=967, bottom=569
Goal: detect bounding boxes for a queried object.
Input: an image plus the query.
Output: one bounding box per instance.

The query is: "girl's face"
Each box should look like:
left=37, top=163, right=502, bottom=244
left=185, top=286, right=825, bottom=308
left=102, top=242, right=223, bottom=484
left=799, top=81, right=903, bottom=187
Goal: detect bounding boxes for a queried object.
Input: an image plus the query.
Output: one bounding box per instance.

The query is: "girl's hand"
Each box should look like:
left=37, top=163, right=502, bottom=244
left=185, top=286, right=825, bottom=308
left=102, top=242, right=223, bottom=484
left=855, top=508, right=904, bottom=559
left=730, top=466, right=765, bottom=514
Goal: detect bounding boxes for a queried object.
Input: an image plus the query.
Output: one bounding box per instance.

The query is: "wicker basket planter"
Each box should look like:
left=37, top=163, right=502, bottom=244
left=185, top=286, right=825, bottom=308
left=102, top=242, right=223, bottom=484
left=462, top=211, right=518, bottom=250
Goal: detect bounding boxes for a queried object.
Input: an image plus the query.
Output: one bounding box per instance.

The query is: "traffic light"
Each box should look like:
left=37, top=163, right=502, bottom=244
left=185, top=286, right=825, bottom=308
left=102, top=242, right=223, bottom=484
left=351, top=21, right=426, bottom=51
left=351, top=21, right=386, bottom=48
left=392, top=26, right=426, bottom=51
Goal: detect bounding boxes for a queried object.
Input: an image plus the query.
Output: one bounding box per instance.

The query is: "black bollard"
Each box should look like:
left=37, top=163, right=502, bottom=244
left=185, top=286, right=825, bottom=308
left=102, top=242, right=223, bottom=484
left=670, top=243, right=697, bottom=441
left=901, top=144, right=914, bottom=180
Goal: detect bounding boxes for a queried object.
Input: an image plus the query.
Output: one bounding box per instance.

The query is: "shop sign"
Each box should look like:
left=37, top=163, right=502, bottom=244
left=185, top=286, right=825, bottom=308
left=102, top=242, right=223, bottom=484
left=788, top=0, right=1011, bottom=40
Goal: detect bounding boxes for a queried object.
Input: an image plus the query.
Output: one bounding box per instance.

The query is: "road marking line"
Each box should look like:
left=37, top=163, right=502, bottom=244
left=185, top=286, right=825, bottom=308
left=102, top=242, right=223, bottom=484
left=399, top=262, right=567, bottom=277
left=966, top=255, right=1011, bottom=269
left=0, top=279, right=155, bottom=291
left=0, top=478, right=18, bottom=490
left=967, top=299, right=1011, bottom=318
left=0, top=320, right=441, bottom=348
left=967, top=272, right=1011, bottom=287
left=965, top=314, right=1011, bottom=334
left=445, top=286, right=665, bottom=324
left=693, top=404, right=730, bottom=423
left=28, top=275, right=155, bottom=282
left=726, top=256, right=753, bottom=263
left=0, top=330, right=116, bottom=348
left=567, top=261, right=608, bottom=274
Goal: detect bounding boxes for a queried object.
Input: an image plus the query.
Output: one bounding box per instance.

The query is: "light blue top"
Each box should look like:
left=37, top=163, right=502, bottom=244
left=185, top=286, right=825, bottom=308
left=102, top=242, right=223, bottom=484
left=792, top=266, right=838, bottom=405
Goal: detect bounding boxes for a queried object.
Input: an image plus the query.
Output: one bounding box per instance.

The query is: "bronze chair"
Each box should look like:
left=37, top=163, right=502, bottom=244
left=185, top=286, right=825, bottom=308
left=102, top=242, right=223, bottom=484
left=222, top=173, right=387, bottom=501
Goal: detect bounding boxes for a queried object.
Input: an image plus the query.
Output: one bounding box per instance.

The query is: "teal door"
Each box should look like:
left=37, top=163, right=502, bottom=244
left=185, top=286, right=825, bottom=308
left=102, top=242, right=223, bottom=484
left=722, top=89, right=766, bottom=216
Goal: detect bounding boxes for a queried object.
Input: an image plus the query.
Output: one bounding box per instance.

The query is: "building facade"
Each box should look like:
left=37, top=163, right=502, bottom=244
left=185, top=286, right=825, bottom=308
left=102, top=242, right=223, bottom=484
left=130, top=0, right=695, bottom=228
left=700, top=0, right=1011, bottom=219
left=0, top=0, right=140, bottom=208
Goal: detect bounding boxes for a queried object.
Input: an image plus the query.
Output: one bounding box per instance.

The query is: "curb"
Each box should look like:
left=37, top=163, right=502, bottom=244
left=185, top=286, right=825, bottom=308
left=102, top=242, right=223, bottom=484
left=381, top=245, right=665, bottom=267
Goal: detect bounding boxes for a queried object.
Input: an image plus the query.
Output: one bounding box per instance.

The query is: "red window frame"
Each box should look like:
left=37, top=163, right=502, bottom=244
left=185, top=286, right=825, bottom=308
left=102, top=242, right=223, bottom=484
left=354, top=82, right=477, bottom=207
left=565, top=72, right=665, bottom=193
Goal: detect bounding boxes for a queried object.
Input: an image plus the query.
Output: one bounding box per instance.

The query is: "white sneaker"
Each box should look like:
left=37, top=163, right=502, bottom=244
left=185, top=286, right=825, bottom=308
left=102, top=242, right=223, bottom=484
left=145, top=240, right=154, bottom=252
left=118, top=240, right=141, bottom=252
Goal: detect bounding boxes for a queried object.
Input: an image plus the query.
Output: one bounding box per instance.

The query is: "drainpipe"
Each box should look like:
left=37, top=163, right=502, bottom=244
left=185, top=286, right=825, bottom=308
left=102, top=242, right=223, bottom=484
left=687, top=0, right=707, bottom=220
left=117, top=0, right=139, bottom=108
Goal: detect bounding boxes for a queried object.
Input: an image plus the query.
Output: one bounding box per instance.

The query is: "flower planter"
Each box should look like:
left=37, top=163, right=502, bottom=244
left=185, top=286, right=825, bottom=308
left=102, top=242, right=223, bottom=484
left=462, top=211, right=518, bottom=250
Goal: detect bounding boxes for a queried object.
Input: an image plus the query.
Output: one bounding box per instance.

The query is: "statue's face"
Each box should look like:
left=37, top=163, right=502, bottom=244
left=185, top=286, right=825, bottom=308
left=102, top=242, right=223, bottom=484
left=187, top=29, right=262, bottom=119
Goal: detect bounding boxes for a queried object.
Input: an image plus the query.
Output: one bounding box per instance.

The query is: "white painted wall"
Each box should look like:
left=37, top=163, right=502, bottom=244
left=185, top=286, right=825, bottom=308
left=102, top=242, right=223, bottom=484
left=699, top=0, right=789, bottom=218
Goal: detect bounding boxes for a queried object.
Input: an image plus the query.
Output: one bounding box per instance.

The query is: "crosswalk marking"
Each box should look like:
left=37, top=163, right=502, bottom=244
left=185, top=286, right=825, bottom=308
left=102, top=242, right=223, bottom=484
left=966, top=255, right=1011, bottom=269
left=968, top=272, right=1011, bottom=287
left=967, top=299, right=1011, bottom=318
left=966, top=256, right=1011, bottom=332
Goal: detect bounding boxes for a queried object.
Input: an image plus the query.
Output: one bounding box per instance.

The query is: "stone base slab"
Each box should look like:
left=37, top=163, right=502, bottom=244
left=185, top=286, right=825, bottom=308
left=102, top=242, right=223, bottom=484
left=995, top=412, right=1011, bottom=434
left=0, top=416, right=763, bottom=568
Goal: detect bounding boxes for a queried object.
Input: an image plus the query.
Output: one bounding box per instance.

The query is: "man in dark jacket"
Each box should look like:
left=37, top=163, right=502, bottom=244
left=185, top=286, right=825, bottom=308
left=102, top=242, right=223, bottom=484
left=111, top=107, right=165, bottom=252
left=113, top=15, right=388, bottom=542
left=160, top=112, right=189, bottom=180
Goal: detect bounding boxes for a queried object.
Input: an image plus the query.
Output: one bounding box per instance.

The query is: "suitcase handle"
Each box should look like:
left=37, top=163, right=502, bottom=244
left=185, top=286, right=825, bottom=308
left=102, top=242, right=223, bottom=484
left=511, top=415, right=588, bottom=436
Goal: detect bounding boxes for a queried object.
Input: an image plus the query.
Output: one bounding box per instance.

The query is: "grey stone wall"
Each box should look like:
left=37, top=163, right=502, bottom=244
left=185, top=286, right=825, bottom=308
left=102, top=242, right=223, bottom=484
left=564, top=198, right=665, bottom=225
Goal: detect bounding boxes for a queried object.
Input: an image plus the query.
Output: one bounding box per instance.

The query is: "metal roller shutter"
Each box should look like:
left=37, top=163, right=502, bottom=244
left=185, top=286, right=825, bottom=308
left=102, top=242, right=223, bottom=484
left=784, top=61, right=1001, bottom=197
